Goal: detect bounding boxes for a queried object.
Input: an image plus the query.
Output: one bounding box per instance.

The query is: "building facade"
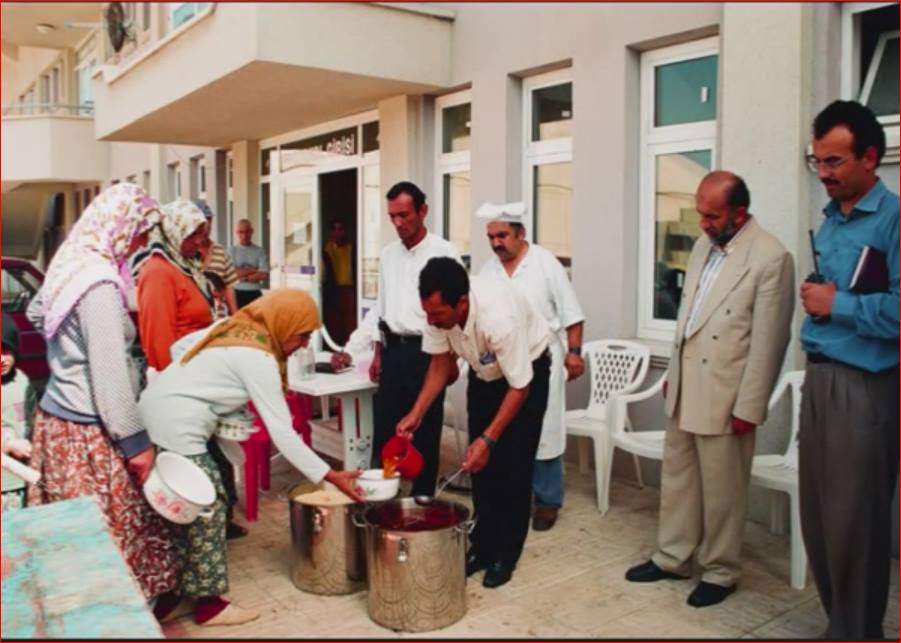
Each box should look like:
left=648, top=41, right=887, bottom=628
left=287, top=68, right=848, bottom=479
left=2, top=3, right=898, bottom=518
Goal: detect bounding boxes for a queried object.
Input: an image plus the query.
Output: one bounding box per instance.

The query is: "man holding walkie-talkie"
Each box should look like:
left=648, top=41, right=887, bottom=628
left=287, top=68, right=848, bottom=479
left=799, top=100, right=900, bottom=641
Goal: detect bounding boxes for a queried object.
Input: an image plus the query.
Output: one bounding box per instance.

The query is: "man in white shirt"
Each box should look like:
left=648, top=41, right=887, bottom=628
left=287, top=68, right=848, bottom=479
left=396, top=257, right=551, bottom=588
left=368, top=182, right=461, bottom=496
left=477, top=202, right=585, bottom=532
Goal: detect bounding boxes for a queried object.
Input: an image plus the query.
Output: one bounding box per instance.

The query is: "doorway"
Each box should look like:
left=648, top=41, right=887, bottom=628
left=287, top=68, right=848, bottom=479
left=319, top=168, right=358, bottom=347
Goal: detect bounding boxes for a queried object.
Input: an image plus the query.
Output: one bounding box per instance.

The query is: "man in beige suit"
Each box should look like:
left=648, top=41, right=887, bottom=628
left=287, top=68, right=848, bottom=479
left=626, top=171, right=795, bottom=608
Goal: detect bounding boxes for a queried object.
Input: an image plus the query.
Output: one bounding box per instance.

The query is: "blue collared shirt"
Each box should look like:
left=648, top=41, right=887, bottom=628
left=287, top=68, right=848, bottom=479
left=800, top=179, right=900, bottom=373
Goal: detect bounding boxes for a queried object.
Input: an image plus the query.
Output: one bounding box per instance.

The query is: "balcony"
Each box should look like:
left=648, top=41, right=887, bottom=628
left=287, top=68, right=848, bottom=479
left=92, top=3, right=454, bottom=146
left=1, top=105, right=108, bottom=185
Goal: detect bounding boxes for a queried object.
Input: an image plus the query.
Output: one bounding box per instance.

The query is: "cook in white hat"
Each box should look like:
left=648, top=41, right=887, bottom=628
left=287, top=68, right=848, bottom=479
left=476, top=199, right=586, bottom=532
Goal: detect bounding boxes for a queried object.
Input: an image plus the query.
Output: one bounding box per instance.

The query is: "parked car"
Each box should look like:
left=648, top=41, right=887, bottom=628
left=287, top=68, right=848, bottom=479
left=1, top=256, right=48, bottom=383
left=2, top=256, right=145, bottom=389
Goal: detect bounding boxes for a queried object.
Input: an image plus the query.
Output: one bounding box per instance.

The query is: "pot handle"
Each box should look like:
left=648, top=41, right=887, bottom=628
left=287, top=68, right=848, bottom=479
left=397, top=537, right=409, bottom=563
left=350, top=506, right=367, bottom=528
left=313, top=507, right=325, bottom=534
left=454, top=518, right=476, bottom=535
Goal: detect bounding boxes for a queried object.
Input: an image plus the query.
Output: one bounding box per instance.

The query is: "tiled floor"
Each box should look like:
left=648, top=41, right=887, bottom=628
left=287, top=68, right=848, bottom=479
left=162, top=435, right=900, bottom=639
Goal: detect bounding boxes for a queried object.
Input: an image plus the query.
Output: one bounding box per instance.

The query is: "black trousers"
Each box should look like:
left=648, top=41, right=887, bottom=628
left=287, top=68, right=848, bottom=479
left=371, top=341, right=445, bottom=497
left=235, top=289, right=262, bottom=309
left=799, top=361, right=899, bottom=640
left=468, top=352, right=550, bottom=568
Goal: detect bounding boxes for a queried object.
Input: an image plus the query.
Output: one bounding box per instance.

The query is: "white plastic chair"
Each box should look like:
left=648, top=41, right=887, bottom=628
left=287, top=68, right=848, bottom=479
left=604, top=370, right=668, bottom=514
left=441, top=358, right=472, bottom=489
left=749, top=370, right=807, bottom=589
left=565, top=340, right=650, bottom=512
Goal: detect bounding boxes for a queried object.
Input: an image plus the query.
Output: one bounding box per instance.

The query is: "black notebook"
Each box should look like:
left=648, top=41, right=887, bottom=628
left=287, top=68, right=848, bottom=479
left=849, top=245, right=889, bottom=294
left=315, top=361, right=352, bottom=374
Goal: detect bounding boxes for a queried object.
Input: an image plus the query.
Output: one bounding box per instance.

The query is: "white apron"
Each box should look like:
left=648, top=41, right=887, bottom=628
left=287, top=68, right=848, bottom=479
left=479, top=245, right=585, bottom=460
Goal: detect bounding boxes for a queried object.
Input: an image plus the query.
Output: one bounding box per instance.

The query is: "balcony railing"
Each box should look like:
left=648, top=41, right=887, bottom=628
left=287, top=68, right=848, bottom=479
left=1, top=103, right=94, bottom=118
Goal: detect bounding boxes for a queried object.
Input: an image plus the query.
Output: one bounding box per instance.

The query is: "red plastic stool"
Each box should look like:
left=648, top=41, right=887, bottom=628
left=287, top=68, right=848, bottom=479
left=242, top=393, right=314, bottom=522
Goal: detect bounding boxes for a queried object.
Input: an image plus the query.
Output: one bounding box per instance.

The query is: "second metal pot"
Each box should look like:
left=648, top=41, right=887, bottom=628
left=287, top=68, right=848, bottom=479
left=288, top=482, right=366, bottom=595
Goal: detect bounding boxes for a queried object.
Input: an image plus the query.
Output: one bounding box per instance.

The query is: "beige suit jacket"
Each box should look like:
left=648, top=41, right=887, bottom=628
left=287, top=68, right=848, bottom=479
left=664, top=218, right=795, bottom=435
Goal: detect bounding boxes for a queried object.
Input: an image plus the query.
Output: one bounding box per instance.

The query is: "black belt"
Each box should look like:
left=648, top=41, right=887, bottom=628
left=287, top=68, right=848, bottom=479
left=807, top=352, right=899, bottom=375
left=379, top=321, right=422, bottom=348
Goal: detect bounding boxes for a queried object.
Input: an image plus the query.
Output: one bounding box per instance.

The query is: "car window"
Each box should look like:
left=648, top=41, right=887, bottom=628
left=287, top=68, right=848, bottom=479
left=2, top=266, right=41, bottom=313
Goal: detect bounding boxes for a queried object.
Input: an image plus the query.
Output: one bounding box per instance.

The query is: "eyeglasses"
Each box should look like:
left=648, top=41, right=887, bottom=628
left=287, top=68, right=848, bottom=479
left=806, top=154, right=852, bottom=173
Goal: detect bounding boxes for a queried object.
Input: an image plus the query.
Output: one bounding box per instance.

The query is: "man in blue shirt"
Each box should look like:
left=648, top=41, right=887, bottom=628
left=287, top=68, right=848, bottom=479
left=799, top=100, right=899, bottom=640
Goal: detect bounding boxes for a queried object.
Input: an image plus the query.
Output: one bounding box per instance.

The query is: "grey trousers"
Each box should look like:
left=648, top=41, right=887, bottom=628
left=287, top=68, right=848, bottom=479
left=799, top=361, right=899, bottom=640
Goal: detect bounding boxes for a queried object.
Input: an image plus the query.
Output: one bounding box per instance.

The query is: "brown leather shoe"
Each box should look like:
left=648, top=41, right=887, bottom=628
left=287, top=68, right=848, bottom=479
left=531, top=506, right=558, bottom=531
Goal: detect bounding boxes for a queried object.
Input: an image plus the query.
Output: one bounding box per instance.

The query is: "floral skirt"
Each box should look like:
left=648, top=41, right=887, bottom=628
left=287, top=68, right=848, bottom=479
left=168, top=451, right=229, bottom=598
left=27, top=410, right=178, bottom=600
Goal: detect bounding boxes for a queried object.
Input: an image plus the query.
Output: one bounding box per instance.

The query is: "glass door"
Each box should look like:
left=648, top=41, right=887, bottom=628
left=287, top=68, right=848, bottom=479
left=271, top=173, right=319, bottom=301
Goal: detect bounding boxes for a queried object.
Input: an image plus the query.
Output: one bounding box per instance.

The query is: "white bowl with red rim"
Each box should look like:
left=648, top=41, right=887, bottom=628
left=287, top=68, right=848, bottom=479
left=143, top=452, right=216, bottom=524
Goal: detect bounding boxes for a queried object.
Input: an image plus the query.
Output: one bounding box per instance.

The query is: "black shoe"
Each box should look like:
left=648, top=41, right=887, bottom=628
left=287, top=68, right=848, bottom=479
left=482, top=561, right=514, bottom=589
left=465, top=551, right=488, bottom=577
left=687, top=581, right=736, bottom=608
left=625, top=560, right=690, bottom=583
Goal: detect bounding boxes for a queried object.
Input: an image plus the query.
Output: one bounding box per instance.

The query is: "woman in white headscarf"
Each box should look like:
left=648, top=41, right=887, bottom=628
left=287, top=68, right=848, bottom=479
left=26, top=183, right=178, bottom=600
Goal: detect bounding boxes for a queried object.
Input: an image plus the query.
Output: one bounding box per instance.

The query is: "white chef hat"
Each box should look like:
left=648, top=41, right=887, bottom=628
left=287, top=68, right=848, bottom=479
left=476, top=201, right=528, bottom=223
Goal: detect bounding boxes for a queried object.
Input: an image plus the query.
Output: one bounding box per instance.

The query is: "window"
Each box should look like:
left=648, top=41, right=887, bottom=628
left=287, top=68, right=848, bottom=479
left=362, top=121, right=380, bottom=154
left=1, top=265, right=41, bottom=314
left=75, top=37, right=97, bottom=116
left=637, top=37, right=719, bottom=341
left=435, top=91, right=472, bottom=268
left=168, top=2, right=208, bottom=32
left=167, top=163, right=180, bottom=201
left=842, top=3, right=899, bottom=157
left=524, top=70, right=573, bottom=271
left=189, top=156, right=206, bottom=200
left=362, top=164, right=381, bottom=300
left=50, top=66, right=60, bottom=107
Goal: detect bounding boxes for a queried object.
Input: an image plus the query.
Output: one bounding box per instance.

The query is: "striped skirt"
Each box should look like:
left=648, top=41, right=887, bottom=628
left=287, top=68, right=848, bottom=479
left=27, top=410, right=178, bottom=600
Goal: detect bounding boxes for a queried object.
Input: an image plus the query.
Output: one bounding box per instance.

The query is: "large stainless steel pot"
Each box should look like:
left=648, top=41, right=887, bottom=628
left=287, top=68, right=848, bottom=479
left=359, top=497, right=471, bottom=632
left=289, top=482, right=365, bottom=595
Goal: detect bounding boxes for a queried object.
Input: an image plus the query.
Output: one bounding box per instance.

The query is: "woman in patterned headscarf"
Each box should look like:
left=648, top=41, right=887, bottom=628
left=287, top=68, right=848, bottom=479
left=139, top=289, right=363, bottom=627
left=26, top=183, right=178, bottom=600
left=131, top=199, right=215, bottom=373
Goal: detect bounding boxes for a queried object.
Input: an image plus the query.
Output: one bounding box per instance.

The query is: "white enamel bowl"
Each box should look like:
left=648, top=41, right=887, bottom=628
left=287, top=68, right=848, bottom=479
left=358, top=469, right=400, bottom=502
left=144, top=452, right=216, bottom=524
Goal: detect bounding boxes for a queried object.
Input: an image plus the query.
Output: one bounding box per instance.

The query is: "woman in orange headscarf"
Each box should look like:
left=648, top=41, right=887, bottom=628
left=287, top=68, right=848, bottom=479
left=139, top=289, right=362, bottom=627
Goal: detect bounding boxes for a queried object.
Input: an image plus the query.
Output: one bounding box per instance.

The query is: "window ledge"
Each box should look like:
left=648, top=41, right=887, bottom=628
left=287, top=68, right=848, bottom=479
left=627, top=336, right=672, bottom=369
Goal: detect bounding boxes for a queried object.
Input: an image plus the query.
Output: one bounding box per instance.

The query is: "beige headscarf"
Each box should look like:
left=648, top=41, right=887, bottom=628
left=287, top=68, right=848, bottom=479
left=181, top=289, right=321, bottom=391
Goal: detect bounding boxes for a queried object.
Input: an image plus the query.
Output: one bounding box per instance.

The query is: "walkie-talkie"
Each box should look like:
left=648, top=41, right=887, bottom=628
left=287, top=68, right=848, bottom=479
left=805, top=229, right=829, bottom=324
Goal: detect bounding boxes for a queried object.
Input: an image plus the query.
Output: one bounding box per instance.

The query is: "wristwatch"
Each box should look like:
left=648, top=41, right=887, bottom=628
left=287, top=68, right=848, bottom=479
left=478, top=434, right=497, bottom=451
left=568, top=346, right=582, bottom=357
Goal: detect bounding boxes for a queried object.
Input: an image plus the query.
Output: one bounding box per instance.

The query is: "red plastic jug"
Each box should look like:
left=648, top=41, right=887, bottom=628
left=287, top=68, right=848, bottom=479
left=380, top=435, right=424, bottom=480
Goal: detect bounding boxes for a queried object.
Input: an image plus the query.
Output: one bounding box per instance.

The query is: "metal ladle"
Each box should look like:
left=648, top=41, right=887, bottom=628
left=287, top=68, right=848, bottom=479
left=413, top=467, right=465, bottom=506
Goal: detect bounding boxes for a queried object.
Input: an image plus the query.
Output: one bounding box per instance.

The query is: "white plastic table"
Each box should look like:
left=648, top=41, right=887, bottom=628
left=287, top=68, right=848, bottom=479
left=288, top=352, right=378, bottom=470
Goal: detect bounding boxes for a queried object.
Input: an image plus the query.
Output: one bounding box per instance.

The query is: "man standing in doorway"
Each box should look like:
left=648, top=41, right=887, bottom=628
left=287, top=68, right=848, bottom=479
left=397, top=257, right=551, bottom=588
left=799, top=100, right=899, bottom=640
left=369, top=182, right=461, bottom=497
left=625, top=171, right=795, bottom=608
left=322, top=220, right=356, bottom=346
left=477, top=201, right=585, bottom=531
left=229, top=218, right=268, bottom=309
